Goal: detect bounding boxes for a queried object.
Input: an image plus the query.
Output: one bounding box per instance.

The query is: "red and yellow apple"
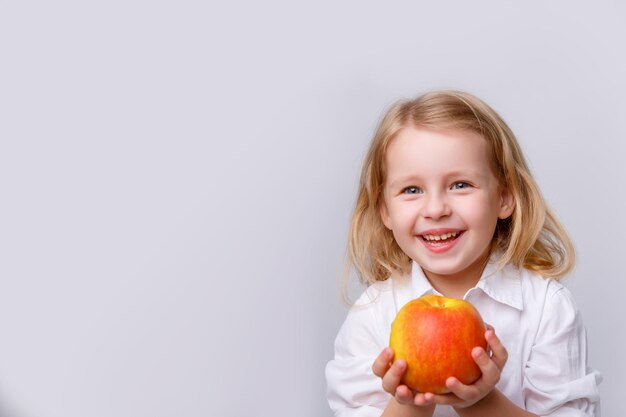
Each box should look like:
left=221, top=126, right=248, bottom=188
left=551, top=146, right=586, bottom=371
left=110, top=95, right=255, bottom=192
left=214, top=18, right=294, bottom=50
left=389, top=294, right=487, bottom=394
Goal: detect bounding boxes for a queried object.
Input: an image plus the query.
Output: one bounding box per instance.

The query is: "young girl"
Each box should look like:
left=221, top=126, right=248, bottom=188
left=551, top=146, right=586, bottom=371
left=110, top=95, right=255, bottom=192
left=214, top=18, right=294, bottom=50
left=325, top=91, right=601, bottom=417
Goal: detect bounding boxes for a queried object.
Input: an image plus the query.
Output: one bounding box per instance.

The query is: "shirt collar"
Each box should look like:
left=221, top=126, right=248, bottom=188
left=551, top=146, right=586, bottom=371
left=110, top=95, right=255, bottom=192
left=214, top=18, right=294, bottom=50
left=410, top=255, right=524, bottom=311
left=410, top=261, right=439, bottom=297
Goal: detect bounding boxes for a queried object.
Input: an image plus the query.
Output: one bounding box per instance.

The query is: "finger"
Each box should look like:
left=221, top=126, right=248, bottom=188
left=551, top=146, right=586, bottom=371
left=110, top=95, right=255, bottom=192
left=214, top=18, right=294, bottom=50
left=395, top=385, right=415, bottom=405
left=484, top=324, right=494, bottom=356
left=443, top=376, right=479, bottom=402
left=485, top=329, right=508, bottom=371
left=381, top=359, right=407, bottom=394
left=414, top=392, right=435, bottom=406
left=372, top=348, right=394, bottom=378
left=471, top=347, right=501, bottom=387
left=422, top=391, right=460, bottom=406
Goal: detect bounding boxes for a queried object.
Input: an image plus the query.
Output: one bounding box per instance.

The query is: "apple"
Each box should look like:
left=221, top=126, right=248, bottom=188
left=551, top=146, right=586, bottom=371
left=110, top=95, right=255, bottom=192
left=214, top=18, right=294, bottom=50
left=389, top=294, right=487, bottom=394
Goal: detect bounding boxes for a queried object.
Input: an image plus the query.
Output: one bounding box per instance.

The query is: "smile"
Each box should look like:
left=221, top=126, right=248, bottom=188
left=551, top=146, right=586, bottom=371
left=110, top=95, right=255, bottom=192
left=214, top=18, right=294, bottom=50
left=422, top=231, right=460, bottom=242
left=418, top=231, right=464, bottom=252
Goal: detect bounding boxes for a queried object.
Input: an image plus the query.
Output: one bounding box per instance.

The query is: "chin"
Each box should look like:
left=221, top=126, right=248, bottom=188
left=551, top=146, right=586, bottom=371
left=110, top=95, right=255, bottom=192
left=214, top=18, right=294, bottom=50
left=423, top=265, right=465, bottom=277
left=417, top=257, right=464, bottom=272
left=418, top=257, right=476, bottom=278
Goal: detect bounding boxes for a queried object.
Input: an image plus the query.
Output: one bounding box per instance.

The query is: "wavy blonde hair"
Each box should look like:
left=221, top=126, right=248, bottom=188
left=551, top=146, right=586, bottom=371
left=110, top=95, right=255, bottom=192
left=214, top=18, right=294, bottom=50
left=347, top=90, right=575, bottom=288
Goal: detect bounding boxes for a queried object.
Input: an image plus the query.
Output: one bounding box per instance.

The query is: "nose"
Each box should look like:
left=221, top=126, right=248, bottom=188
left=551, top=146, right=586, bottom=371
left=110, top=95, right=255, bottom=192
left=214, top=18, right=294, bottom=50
left=422, top=192, right=451, bottom=220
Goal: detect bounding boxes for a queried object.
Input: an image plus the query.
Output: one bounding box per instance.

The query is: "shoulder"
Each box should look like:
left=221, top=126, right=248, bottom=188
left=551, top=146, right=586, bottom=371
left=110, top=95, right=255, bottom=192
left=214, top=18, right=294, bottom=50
left=514, top=266, right=574, bottom=308
left=514, top=267, right=584, bottom=334
left=353, top=271, right=410, bottom=306
left=338, top=272, right=412, bottom=349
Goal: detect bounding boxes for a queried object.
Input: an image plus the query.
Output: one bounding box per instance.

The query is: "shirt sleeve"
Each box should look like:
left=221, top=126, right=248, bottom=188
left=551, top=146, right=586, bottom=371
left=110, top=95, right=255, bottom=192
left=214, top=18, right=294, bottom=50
left=522, top=285, right=602, bottom=417
left=325, top=289, right=391, bottom=417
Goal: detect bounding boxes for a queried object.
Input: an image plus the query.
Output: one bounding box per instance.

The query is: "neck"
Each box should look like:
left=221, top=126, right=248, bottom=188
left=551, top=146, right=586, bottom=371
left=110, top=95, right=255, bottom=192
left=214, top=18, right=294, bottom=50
left=422, top=250, right=491, bottom=299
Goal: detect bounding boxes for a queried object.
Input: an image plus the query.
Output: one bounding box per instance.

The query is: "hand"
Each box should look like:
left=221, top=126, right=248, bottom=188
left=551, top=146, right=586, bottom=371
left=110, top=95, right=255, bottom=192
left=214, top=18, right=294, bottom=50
left=415, top=326, right=508, bottom=409
left=372, top=347, right=435, bottom=408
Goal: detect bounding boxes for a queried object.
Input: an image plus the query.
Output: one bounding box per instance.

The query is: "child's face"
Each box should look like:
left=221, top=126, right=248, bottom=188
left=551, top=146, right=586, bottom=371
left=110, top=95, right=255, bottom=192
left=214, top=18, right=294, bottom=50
left=380, top=126, right=514, bottom=284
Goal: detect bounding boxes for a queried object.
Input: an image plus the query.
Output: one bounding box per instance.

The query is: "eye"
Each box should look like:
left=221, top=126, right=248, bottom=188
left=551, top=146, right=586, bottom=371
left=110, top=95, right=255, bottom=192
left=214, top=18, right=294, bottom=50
left=402, top=186, right=423, bottom=195
left=451, top=182, right=472, bottom=190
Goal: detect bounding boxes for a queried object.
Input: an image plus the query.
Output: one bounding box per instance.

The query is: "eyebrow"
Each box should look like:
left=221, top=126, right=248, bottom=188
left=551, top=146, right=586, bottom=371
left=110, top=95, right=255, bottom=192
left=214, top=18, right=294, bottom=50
left=388, top=175, right=423, bottom=189
left=387, top=170, right=485, bottom=189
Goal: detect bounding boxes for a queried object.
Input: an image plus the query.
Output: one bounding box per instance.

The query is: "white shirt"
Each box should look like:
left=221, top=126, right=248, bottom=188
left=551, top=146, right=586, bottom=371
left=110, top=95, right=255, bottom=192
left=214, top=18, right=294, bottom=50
left=325, top=259, right=602, bottom=417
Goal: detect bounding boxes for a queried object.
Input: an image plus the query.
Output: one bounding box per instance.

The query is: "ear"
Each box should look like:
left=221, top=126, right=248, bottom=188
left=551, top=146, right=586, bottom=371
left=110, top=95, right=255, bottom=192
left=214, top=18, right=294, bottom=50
left=379, top=200, right=393, bottom=230
left=498, top=187, right=515, bottom=219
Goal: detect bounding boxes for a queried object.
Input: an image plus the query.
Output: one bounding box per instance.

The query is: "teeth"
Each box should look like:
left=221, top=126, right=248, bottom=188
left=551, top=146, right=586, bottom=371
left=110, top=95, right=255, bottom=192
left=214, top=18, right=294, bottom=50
left=423, top=232, right=459, bottom=241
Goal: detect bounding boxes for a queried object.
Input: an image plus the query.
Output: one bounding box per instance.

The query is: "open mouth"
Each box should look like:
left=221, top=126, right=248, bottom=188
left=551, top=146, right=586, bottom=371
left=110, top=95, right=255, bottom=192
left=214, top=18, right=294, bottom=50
left=419, top=231, right=463, bottom=247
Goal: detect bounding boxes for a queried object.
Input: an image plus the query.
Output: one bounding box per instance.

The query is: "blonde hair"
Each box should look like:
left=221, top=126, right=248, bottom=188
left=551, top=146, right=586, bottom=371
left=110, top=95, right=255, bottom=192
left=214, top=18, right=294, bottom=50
left=347, top=90, right=575, bottom=288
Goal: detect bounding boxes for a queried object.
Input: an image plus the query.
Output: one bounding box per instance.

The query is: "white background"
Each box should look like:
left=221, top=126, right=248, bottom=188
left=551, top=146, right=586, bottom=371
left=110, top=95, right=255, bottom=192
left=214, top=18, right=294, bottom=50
left=1, top=1, right=624, bottom=416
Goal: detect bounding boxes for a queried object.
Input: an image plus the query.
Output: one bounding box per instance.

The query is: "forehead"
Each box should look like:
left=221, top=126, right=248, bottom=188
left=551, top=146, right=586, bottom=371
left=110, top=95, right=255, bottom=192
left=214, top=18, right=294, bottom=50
left=384, top=126, right=492, bottom=181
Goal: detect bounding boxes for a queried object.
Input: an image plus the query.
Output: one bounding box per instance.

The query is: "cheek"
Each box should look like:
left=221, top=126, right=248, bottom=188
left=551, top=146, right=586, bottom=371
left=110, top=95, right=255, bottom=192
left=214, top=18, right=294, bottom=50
left=478, top=201, right=501, bottom=232
left=460, top=197, right=500, bottom=228
left=391, top=204, right=419, bottom=228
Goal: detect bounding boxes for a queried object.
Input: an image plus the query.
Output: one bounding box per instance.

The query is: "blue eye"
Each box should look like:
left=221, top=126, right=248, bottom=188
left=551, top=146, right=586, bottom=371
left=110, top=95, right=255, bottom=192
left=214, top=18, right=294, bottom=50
left=403, top=186, right=422, bottom=194
left=452, top=182, right=471, bottom=190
